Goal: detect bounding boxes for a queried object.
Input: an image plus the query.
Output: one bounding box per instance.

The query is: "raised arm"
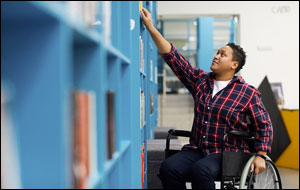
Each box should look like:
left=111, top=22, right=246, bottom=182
left=140, top=8, right=171, bottom=54
left=140, top=8, right=207, bottom=95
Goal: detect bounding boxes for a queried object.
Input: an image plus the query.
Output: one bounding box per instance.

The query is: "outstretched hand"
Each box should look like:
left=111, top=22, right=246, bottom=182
left=140, top=8, right=154, bottom=31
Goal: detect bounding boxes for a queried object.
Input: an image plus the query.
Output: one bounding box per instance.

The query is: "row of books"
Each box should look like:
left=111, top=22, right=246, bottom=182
left=67, top=1, right=112, bottom=45
left=72, top=90, right=116, bottom=188
left=140, top=39, right=158, bottom=84
left=72, top=90, right=98, bottom=189
left=140, top=92, right=154, bottom=125
left=67, top=2, right=147, bottom=46
left=67, top=1, right=99, bottom=29
left=1, top=87, right=116, bottom=189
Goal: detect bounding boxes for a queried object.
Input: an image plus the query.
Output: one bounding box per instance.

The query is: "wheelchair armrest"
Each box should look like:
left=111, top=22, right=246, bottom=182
left=226, top=130, right=255, bottom=140
left=166, top=129, right=191, bottom=154
left=168, top=129, right=191, bottom=138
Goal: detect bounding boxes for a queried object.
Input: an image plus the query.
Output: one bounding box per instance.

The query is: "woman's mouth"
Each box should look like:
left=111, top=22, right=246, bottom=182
left=212, top=60, right=218, bottom=65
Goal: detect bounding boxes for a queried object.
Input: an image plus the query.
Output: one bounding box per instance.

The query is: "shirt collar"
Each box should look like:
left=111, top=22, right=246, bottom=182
left=208, top=73, right=245, bottom=89
left=209, top=72, right=245, bottom=82
left=235, top=75, right=245, bottom=83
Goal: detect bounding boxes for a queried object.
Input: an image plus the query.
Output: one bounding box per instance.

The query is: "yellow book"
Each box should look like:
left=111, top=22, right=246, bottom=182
left=139, top=1, right=142, bottom=12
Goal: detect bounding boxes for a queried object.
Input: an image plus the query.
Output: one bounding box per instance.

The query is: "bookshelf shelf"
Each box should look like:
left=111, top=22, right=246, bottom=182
left=1, top=1, right=157, bottom=189
left=73, top=27, right=101, bottom=45
left=106, top=44, right=131, bottom=65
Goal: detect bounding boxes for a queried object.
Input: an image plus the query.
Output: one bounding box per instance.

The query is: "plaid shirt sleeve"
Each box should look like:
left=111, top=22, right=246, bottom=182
left=248, top=90, right=273, bottom=153
left=160, top=43, right=207, bottom=95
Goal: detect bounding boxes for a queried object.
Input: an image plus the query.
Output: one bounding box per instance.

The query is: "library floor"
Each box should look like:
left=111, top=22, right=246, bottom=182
left=157, top=93, right=299, bottom=189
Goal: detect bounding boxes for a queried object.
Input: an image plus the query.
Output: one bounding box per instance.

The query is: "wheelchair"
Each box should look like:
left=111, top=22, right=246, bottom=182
left=164, top=129, right=282, bottom=189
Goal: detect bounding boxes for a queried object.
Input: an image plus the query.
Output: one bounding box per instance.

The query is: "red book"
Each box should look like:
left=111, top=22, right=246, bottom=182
left=73, top=91, right=90, bottom=189
left=141, top=145, right=145, bottom=189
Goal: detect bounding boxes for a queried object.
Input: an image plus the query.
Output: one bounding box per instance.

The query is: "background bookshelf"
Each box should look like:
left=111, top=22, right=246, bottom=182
left=1, top=1, right=158, bottom=189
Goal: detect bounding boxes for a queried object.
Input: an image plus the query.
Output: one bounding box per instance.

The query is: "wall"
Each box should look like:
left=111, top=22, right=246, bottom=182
left=157, top=1, right=299, bottom=109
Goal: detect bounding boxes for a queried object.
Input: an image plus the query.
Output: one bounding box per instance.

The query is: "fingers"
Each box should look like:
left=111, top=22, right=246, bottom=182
left=141, top=8, right=147, bottom=14
left=142, top=8, right=149, bottom=17
left=250, top=164, right=259, bottom=175
left=255, top=166, right=260, bottom=175
left=140, top=9, right=145, bottom=18
left=250, top=163, right=254, bottom=173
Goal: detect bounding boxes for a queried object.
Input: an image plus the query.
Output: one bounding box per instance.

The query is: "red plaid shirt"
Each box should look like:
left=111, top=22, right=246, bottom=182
left=161, top=44, right=273, bottom=156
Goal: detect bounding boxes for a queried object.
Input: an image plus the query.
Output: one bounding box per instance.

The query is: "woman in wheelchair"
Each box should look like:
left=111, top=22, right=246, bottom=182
left=141, top=8, right=281, bottom=189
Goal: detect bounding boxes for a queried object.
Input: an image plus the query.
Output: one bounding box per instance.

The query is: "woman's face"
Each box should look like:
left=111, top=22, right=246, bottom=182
left=210, top=46, right=238, bottom=75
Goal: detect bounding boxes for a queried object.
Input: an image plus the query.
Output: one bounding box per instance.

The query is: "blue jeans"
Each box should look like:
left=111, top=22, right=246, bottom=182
left=159, top=149, right=222, bottom=189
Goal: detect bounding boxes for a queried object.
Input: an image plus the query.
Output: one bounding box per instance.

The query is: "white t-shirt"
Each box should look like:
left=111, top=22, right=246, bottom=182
left=212, top=79, right=231, bottom=98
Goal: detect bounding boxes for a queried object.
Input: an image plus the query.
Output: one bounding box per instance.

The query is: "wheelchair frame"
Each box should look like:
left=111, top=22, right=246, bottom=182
left=164, top=129, right=282, bottom=189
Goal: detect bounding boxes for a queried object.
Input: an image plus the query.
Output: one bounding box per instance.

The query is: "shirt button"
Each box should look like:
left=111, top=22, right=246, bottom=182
left=207, top=106, right=210, bottom=110
left=203, top=136, right=206, bottom=138
left=205, top=121, right=208, bottom=124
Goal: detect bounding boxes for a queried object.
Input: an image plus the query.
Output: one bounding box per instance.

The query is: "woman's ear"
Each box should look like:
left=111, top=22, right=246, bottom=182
left=231, top=61, right=239, bottom=70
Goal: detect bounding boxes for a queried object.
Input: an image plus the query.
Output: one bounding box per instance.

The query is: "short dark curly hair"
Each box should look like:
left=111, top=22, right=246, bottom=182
left=226, top=42, right=247, bottom=74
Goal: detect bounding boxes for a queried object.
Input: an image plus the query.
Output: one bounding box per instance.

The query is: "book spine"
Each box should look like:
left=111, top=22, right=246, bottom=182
left=107, top=91, right=115, bottom=159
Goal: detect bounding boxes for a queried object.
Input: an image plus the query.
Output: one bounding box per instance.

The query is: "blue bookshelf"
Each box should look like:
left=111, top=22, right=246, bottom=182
left=1, top=1, right=158, bottom=189
left=139, top=1, right=158, bottom=189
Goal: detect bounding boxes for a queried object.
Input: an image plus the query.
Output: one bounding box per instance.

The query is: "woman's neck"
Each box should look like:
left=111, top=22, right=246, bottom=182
left=214, top=73, right=234, bottom=81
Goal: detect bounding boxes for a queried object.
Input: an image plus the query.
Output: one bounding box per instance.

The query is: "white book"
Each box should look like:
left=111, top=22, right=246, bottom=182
left=140, top=88, right=143, bottom=128
left=103, top=1, right=111, bottom=44
left=149, top=1, right=153, bottom=14
left=139, top=36, right=145, bottom=73
left=143, top=92, right=145, bottom=126
left=1, top=85, right=22, bottom=189
left=150, top=60, right=153, bottom=81
left=67, top=1, right=84, bottom=26
left=155, top=66, right=157, bottom=84
left=88, top=91, right=97, bottom=176
left=83, top=2, right=97, bottom=28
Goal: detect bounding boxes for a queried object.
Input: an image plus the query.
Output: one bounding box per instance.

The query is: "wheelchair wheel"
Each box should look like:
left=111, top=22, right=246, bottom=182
left=247, top=160, right=282, bottom=189
left=239, top=156, right=282, bottom=189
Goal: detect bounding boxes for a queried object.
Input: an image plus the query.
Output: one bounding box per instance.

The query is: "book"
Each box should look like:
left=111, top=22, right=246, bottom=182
left=82, top=1, right=97, bottom=28
left=73, top=91, right=90, bottom=189
left=139, top=36, right=144, bottom=73
left=155, top=66, right=157, bottom=84
left=67, top=1, right=98, bottom=28
left=88, top=91, right=97, bottom=175
left=141, top=144, right=145, bottom=189
left=139, top=1, right=143, bottom=12
left=103, top=1, right=111, bottom=44
left=140, top=89, right=146, bottom=128
left=150, top=60, right=153, bottom=81
left=143, top=92, right=145, bottom=126
left=1, top=85, right=22, bottom=189
left=150, top=93, right=154, bottom=114
left=67, top=1, right=84, bottom=25
left=106, top=90, right=115, bottom=159
left=140, top=88, right=143, bottom=128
